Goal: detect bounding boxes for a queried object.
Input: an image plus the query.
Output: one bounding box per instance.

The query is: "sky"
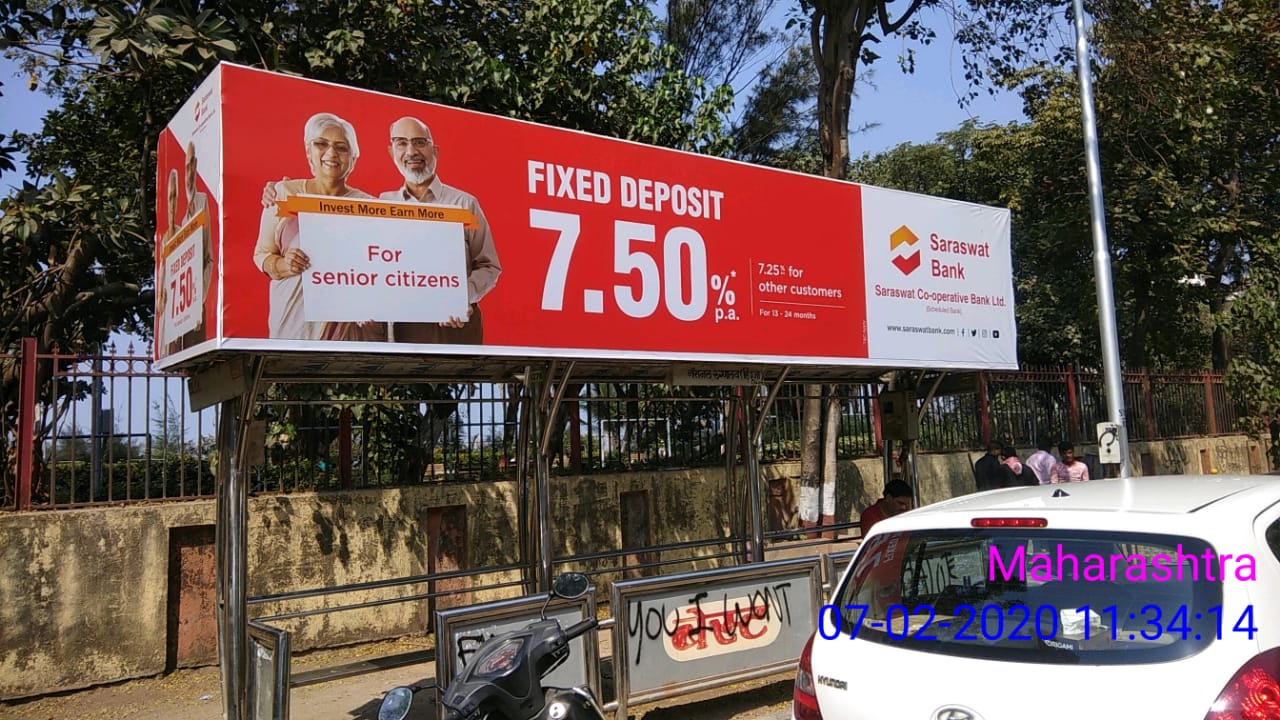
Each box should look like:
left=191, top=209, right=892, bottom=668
left=0, top=8, right=1029, bottom=184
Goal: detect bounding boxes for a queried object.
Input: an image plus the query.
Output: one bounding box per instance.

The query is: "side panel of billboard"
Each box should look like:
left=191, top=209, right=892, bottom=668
left=155, top=63, right=1016, bottom=370
left=155, top=68, right=223, bottom=362
left=861, top=185, right=1017, bottom=366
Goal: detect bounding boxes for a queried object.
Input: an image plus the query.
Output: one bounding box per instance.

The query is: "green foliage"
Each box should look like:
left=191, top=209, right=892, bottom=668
left=1224, top=268, right=1280, bottom=428
left=1089, top=0, right=1280, bottom=371
left=1, top=0, right=738, bottom=488
left=731, top=44, right=821, bottom=169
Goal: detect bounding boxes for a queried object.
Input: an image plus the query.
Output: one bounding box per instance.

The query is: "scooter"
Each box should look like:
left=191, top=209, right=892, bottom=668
left=377, top=573, right=606, bottom=720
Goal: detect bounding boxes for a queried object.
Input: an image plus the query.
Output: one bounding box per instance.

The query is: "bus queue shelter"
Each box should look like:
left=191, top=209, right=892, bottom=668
left=155, top=63, right=1016, bottom=718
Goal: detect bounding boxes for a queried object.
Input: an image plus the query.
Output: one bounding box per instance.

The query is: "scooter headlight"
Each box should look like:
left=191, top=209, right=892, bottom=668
left=472, top=636, right=526, bottom=678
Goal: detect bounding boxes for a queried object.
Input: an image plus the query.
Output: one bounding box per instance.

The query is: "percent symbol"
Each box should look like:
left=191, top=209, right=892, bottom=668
left=710, top=272, right=737, bottom=306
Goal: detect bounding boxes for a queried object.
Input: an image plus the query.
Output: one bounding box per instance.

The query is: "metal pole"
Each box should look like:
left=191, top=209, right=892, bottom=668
left=742, top=395, right=765, bottom=563
left=216, top=396, right=247, bottom=720
left=534, top=361, right=575, bottom=591
left=515, top=372, right=534, bottom=594
left=216, top=359, right=262, bottom=720
left=90, top=354, right=103, bottom=500
left=15, top=337, right=37, bottom=511
left=723, top=393, right=741, bottom=555
left=1072, top=0, right=1131, bottom=477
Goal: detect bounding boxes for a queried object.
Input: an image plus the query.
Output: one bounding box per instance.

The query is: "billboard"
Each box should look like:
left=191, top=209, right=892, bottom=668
left=155, top=63, right=1017, bottom=370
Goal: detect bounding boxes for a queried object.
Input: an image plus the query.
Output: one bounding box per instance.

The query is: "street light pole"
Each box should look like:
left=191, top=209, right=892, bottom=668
left=1071, top=0, right=1131, bottom=478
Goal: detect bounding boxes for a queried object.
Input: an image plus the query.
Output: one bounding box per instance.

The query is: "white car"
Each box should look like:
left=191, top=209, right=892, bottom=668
left=794, top=475, right=1280, bottom=720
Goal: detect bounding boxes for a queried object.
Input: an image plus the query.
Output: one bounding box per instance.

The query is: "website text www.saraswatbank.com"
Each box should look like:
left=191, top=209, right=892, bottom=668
left=885, top=325, right=957, bottom=336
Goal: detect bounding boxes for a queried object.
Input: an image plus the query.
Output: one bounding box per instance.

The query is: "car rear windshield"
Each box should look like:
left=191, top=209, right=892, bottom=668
left=833, top=529, right=1226, bottom=665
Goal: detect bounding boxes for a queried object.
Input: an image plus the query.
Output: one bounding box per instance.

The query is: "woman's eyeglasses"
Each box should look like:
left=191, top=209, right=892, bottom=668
left=310, top=139, right=352, bottom=154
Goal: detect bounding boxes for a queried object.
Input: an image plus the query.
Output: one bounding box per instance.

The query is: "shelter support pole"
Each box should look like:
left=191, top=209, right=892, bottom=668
left=534, top=361, right=576, bottom=591
left=216, top=360, right=262, bottom=720
left=723, top=393, right=742, bottom=559
left=742, top=397, right=764, bottom=563
left=216, top=397, right=248, bottom=720
left=516, top=369, right=535, bottom=594
left=743, top=369, right=789, bottom=563
left=529, top=365, right=550, bottom=593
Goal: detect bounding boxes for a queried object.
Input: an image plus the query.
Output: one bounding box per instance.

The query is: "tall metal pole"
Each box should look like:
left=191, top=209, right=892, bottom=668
left=1071, top=0, right=1131, bottom=477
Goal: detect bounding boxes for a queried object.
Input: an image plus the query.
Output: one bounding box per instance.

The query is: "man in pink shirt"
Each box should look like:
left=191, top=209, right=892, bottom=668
left=1051, top=442, right=1090, bottom=483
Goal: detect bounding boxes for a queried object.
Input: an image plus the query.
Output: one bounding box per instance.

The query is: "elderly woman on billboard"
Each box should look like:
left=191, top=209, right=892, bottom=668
left=253, top=112, right=381, bottom=341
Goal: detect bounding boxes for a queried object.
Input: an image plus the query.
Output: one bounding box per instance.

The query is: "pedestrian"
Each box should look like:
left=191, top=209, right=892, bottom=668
left=974, top=441, right=1004, bottom=491
left=859, top=479, right=914, bottom=536
left=1025, top=437, right=1057, bottom=485
left=1051, top=441, right=1091, bottom=483
left=1000, top=446, right=1035, bottom=486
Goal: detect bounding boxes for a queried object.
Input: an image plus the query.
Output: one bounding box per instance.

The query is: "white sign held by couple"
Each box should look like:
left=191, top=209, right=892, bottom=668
left=289, top=195, right=471, bottom=323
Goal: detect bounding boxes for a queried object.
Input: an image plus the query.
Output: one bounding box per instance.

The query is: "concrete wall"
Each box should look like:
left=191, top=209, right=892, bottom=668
left=0, top=433, right=1268, bottom=699
left=0, top=483, right=529, bottom=700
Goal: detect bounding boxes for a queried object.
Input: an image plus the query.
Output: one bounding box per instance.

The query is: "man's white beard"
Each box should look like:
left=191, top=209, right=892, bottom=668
left=400, top=156, right=436, bottom=185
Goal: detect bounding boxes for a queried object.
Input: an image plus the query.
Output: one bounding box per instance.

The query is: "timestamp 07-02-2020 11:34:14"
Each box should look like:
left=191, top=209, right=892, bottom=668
left=816, top=603, right=1258, bottom=643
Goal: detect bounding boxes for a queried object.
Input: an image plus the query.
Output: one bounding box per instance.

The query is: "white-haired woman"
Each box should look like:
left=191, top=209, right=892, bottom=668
left=253, top=112, right=379, bottom=340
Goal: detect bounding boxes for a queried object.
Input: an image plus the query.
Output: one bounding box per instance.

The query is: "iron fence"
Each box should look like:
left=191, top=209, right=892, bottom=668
left=1, top=339, right=1253, bottom=511
left=2, top=341, right=218, bottom=510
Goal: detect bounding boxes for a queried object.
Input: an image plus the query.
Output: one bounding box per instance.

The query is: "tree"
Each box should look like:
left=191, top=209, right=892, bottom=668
left=663, top=0, right=780, bottom=90
left=0, top=0, right=737, bottom=493
left=731, top=44, right=821, bottom=169
left=1090, top=0, right=1280, bottom=371
left=801, top=0, right=939, bottom=180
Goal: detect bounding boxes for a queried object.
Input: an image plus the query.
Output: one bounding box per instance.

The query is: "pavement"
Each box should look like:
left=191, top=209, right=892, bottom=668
left=0, top=637, right=794, bottom=720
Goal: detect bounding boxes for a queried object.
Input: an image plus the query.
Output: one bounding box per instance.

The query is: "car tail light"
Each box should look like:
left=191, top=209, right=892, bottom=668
left=971, top=517, right=1048, bottom=528
left=1204, top=647, right=1280, bottom=719
left=793, top=632, right=824, bottom=720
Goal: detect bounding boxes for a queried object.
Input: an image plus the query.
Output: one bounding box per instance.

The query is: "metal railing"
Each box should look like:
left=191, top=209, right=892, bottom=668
left=2, top=339, right=1253, bottom=510
left=2, top=340, right=218, bottom=510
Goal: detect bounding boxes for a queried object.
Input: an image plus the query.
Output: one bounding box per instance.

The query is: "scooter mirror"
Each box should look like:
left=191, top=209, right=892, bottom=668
left=552, top=573, right=590, bottom=600
left=377, top=686, right=414, bottom=720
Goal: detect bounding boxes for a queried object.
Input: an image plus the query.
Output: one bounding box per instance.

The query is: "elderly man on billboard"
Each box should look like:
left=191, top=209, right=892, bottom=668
left=380, top=116, right=501, bottom=344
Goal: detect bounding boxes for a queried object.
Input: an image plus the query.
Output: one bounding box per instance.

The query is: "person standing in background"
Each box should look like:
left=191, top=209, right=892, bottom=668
left=1026, top=437, right=1057, bottom=485
left=1051, top=442, right=1091, bottom=483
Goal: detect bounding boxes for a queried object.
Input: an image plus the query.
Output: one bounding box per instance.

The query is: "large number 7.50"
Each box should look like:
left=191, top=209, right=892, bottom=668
left=169, top=265, right=196, bottom=319
left=531, top=209, right=709, bottom=321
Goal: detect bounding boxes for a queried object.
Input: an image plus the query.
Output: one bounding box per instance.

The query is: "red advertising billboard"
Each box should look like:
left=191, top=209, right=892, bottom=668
left=155, top=63, right=1017, bottom=371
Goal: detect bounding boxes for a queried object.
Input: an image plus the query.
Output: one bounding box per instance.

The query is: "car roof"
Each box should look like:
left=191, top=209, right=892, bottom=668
left=911, top=474, right=1280, bottom=518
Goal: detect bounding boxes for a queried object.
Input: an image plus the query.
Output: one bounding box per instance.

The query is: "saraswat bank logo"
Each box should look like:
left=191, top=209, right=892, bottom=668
left=888, top=224, right=989, bottom=279
left=192, top=86, right=216, bottom=124
left=889, top=225, right=921, bottom=275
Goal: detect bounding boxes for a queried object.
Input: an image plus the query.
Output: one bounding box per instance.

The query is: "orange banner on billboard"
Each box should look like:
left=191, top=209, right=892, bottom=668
left=274, top=195, right=478, bottom=227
